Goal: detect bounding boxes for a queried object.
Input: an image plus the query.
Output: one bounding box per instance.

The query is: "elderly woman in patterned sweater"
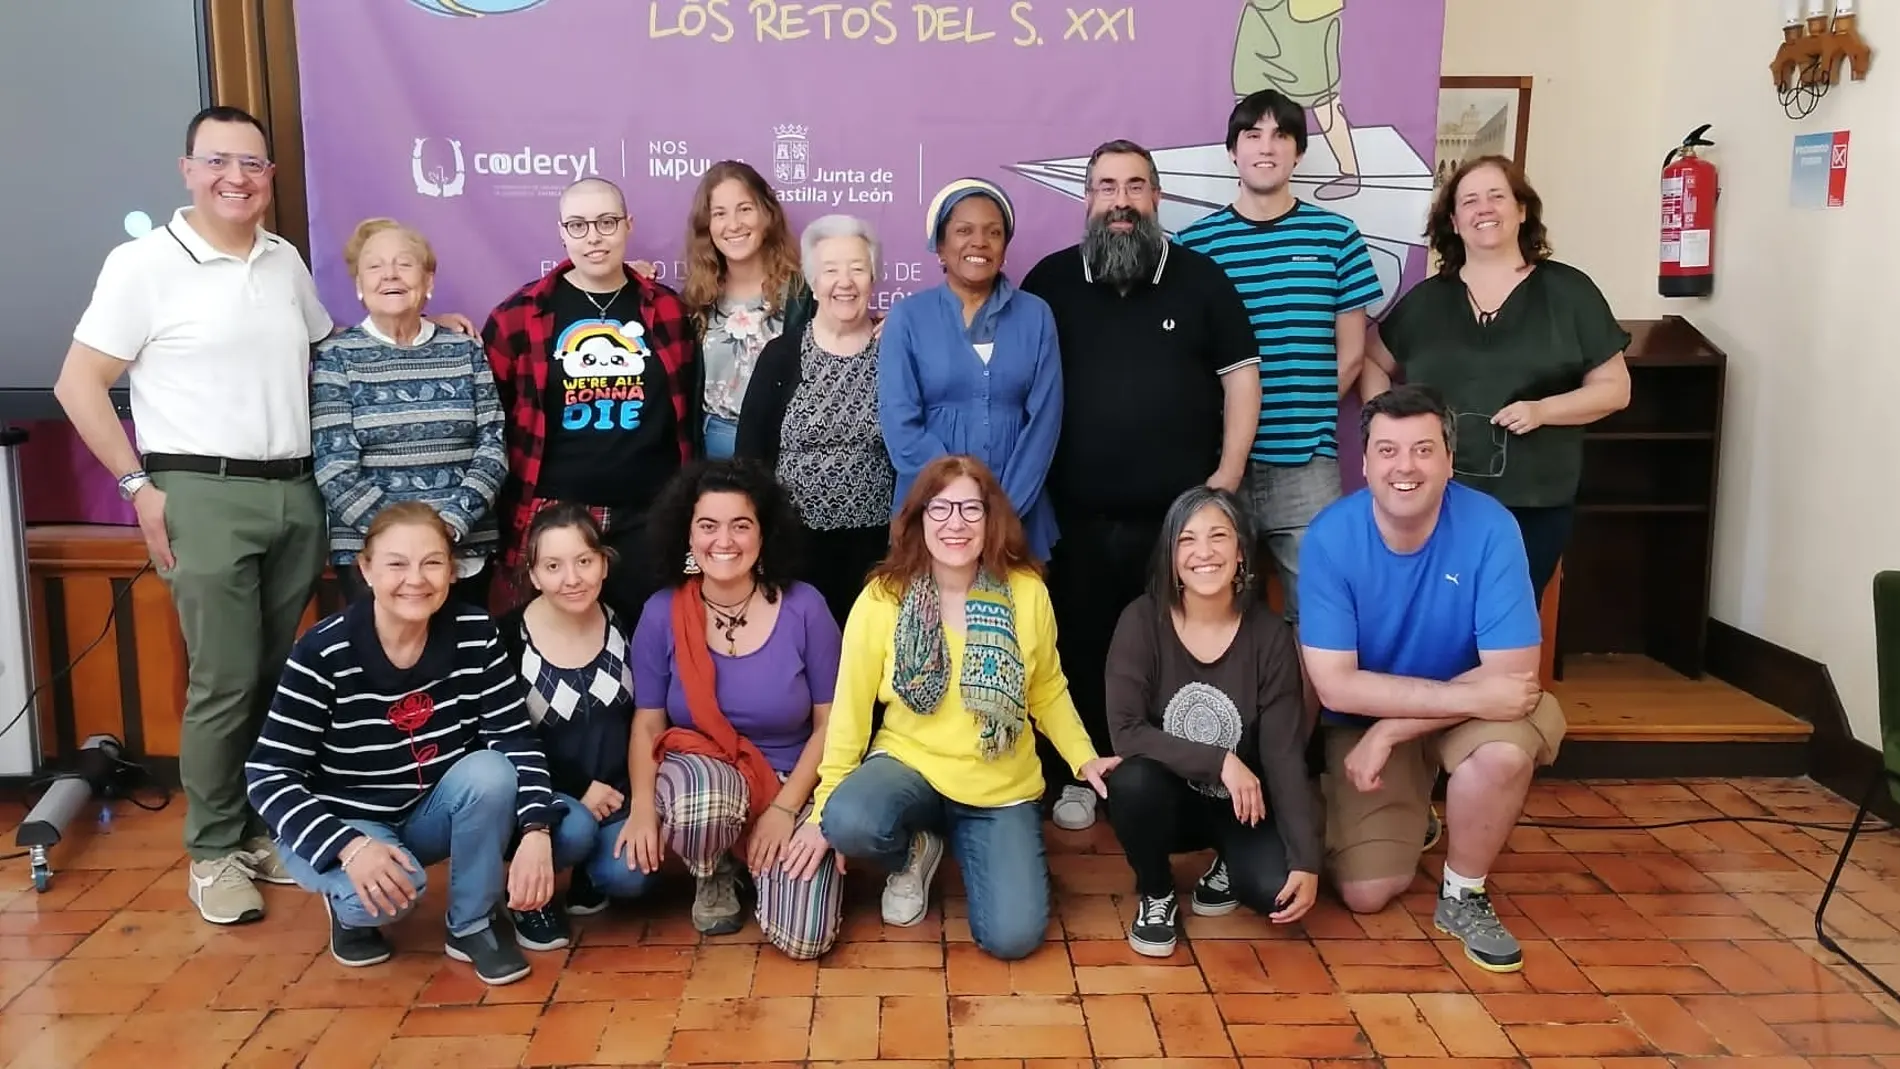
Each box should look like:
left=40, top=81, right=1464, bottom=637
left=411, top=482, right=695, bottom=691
left=312, top=218, right=507, bottom=608
left=1102, top=485, right=1321, bottom=959
left=494, top=503, right=651, bottom=952
left=243, top=501, right=558, bottom=987
left=735, top=213, right=894, bottom=626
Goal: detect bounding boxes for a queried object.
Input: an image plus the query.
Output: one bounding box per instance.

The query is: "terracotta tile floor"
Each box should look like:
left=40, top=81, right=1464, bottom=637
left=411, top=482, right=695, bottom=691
left=5, top=775, right=1900, bottom=1067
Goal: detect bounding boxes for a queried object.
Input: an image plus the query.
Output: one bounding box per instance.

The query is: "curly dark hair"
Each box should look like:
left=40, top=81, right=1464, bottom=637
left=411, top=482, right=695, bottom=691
left=646, top=458, right=805, bottom=601
left=1426, top=154, right=1551, bottom=274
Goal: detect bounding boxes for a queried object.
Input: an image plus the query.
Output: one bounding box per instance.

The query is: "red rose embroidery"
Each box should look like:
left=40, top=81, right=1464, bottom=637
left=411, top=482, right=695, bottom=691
left=388, top=693, right=434, bottom=733
left=387, top=693, right=437, bottom=787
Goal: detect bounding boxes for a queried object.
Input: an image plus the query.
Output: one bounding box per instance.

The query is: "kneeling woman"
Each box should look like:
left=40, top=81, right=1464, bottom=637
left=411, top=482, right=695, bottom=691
left=627, top=459, right=846, bottom=960
left=1104, top=486, right=1321, bottom=957
left=244, top=501, right=560, bottom=986
left=495, top=503, right=652, bottom=951
left=785, top=455, right=1119, bottom=961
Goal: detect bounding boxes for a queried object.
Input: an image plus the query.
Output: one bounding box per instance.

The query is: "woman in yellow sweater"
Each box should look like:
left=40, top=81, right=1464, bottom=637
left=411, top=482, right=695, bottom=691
left=780, top=454, right=1119, bottom=959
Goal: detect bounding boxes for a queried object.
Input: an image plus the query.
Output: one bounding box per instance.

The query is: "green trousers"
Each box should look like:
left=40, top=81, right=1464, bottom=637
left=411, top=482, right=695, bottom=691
left=151, top=471, right=327, bottom=861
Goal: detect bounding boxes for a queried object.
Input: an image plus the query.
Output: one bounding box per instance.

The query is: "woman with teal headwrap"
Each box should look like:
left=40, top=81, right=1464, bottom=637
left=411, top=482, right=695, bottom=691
left=876, top=179, right=1064, bottom=561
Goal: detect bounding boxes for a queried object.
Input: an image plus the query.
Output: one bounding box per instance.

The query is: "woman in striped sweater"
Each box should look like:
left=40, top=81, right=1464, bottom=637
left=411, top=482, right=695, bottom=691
left=244, top=502, right=559, bottom=986
left=312, top=218, right=508, bottom=608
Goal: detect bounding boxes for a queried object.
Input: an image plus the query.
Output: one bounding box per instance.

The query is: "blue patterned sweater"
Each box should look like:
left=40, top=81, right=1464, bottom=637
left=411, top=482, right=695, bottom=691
left=311, top=323, right=508, bottom=564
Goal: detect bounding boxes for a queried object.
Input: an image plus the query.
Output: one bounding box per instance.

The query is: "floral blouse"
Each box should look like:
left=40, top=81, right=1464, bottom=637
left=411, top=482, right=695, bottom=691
left=702, top=293, right=783, bottom=421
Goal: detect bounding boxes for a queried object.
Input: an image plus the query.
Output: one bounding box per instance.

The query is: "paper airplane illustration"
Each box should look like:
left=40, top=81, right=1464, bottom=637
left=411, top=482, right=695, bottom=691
left=1005, top=125, right=1433, bottom=318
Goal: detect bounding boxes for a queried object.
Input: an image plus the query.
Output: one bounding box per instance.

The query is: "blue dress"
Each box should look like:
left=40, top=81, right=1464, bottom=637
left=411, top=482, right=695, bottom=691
left=876, top=276, right=1064, bottom=559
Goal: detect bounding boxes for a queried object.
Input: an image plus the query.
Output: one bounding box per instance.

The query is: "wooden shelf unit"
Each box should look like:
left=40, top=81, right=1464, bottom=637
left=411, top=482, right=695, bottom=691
left=1557, top=316, right=1725, bottom=680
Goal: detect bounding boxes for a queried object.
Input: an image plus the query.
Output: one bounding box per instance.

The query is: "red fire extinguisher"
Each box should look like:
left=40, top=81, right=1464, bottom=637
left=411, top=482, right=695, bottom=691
left=1659, top=125, right=1718, bottom=298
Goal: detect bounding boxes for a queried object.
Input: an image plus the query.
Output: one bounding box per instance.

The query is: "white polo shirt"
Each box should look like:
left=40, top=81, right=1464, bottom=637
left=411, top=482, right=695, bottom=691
left=73, top=207, right=334, bottom=461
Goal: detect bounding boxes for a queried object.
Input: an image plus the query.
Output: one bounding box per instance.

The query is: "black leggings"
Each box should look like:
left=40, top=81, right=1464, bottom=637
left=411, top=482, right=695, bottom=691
left=1104, top=756, right=1291, bottom=912
left=1508, top=504, right=1575, bottom=606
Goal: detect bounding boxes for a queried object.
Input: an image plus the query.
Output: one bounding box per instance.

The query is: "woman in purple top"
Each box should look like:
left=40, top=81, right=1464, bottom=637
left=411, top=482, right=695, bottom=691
left=627, top=458, right=846, bottom=959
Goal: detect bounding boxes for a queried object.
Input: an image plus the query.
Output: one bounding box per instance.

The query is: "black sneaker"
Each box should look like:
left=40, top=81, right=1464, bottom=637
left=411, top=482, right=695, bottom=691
left=1191, top=856, right=1239, bottom=916
left=1128, top=892, right=1178, bottom=957
left=325, top=896, right=391, bottom=968
left=446, top=921, right=533, bottom=985
left=565, top=868, right=608, bottom=916
left=509, top=903, right=572, bottom=951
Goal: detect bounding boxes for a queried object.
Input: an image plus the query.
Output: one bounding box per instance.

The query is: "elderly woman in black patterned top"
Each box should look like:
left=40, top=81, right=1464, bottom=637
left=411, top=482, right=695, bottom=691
left=735, top=214, right=893, bottom=626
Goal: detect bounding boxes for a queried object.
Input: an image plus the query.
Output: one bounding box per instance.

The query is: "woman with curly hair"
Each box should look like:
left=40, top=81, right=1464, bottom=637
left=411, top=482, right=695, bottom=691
left=1361, top=155, right=1631, bottom=603
left=622, top=459, right=845, bottom=958
left=680, top=162, right=814, bottom=459
left=782, top=454, right=1120, bottom=961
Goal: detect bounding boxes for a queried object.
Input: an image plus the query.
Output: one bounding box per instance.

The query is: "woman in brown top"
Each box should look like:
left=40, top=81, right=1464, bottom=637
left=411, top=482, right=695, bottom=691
left=1103, top=485, right=1321, bottom=957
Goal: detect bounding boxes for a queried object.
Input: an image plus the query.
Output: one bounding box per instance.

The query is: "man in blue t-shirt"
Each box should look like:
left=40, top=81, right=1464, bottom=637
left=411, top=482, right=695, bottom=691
left=1297, top=384, right=1566, bottom=975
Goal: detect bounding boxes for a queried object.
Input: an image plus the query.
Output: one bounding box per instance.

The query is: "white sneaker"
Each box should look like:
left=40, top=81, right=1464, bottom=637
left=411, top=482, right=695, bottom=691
left=1052, top=784, right=1098, bottom=830
left=881, top=830, right=943, bottom=926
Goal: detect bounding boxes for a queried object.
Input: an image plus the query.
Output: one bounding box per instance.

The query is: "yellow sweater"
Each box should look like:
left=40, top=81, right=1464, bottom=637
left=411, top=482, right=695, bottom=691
left=810, top=569, right=1099, bottom=820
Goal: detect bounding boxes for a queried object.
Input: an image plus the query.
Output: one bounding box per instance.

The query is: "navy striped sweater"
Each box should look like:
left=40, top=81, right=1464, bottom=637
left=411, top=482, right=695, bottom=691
left=244, top=598, right=557, bottom=871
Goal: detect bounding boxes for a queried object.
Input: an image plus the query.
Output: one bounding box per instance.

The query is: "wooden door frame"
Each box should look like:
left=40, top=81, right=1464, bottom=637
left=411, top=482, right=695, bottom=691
left=203, top=0, right=310, bottom=257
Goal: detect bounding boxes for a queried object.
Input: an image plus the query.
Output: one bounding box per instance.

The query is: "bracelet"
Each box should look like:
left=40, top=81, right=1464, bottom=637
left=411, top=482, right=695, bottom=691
left=769, top=802, right=799, bottom=819
left=339, top=838, right=371, bottom=870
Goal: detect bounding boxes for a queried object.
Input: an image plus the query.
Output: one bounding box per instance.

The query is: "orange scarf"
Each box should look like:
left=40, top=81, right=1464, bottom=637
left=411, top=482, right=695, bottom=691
left=652, top=578, right=781, bottom=846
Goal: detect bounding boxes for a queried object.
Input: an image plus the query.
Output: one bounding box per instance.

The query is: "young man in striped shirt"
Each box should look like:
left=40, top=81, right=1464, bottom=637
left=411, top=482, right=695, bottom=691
left=1176, top=89, right=1385, bottom=623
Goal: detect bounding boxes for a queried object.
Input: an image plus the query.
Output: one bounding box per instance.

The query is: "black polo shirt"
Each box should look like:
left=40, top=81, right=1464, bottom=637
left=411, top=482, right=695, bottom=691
left=1021, top=241, right=1257, bottom=519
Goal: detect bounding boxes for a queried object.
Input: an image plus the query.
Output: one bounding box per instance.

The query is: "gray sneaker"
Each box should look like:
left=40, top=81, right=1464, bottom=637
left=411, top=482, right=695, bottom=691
left=188, top=854, right=265, bottom=925
left=1434, top=887, right=1522, bottom=973
left=881, top=830, right=943, bottom=927
left=692, top=854, right=744, bottom=936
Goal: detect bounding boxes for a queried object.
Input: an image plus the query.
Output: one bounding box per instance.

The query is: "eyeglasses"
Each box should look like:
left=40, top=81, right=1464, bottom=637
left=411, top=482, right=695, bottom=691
left=1090, top=178, right=1152, bottom=199
left=925, top=498, right=987, bottom=523
left=562, top=215, right=626, bottom=239
left=1450, top=411, right=1508, bottom=478
left=185, top=154, right=272, bottom=176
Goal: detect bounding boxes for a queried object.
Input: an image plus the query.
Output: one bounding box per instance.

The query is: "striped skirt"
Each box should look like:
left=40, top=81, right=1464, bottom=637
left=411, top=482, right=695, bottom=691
left=655, top=752, right=844, bottom=961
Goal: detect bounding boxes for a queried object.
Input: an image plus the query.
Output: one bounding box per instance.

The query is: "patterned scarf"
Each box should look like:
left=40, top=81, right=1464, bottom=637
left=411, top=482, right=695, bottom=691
left=891, top=569, right=1027, bottom=760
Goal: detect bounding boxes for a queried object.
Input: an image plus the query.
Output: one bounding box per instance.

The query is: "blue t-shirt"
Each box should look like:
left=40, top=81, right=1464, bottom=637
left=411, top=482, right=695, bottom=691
left=1298, top=482, right=1541, bottom=728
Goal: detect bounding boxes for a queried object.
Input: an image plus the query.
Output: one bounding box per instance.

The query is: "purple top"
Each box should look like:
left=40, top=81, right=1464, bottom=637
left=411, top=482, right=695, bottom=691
left=632, top=581, right=842, bottom=775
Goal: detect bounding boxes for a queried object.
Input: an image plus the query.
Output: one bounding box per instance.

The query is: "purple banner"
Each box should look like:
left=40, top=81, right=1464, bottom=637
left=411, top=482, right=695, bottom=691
left=299, top=0, right=1441, bottom=314
left=27, top=0, right=1446, bottom=530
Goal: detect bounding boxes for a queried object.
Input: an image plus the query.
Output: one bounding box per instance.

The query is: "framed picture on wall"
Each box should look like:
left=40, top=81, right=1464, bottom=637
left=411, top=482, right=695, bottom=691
left=1435, top=76, right=1533, bottom=190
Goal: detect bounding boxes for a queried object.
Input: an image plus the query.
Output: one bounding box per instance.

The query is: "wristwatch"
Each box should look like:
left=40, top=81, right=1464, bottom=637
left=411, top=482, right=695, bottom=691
left=117, top=469, right=152, bottom=500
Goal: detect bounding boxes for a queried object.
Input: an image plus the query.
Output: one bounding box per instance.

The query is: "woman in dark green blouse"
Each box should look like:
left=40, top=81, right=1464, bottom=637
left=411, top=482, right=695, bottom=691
left=1362, top=155, right=1631, bottom=602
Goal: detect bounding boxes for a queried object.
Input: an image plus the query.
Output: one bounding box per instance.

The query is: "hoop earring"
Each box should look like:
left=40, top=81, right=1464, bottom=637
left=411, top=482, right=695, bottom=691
left=683, top=552, right=701, bottom=576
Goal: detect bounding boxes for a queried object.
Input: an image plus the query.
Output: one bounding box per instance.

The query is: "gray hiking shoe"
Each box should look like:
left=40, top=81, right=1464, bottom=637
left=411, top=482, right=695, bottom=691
left=1434, top=887, right=1522, bottom=973
left=692, top=854, right=744, bottom=936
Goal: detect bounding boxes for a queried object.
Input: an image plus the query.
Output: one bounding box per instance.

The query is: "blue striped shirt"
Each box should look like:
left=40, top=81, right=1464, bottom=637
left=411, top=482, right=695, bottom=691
left=1176, top=202, right=1383, bottom=464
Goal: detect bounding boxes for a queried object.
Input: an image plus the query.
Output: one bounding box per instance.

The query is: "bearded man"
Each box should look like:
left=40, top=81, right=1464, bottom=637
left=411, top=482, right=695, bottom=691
left=1020, top=139, right=1262, bottom=832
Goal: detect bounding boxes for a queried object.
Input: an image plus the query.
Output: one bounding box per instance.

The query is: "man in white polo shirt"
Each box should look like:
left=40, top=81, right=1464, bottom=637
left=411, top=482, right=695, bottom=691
left=54, top=106, right=334, bottom=926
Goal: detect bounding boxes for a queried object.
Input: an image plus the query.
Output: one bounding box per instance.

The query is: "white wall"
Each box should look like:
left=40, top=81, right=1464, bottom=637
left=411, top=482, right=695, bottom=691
left=1440, top=0, right=1669, bottom=319
left=1442, top=0, right=1897, bottom=744
left=1659, top=0, right=1896, bottom=744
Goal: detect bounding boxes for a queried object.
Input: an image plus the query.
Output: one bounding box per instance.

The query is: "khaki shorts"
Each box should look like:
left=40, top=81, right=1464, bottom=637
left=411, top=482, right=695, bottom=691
left=1321, top=693, right=1567, bottom=885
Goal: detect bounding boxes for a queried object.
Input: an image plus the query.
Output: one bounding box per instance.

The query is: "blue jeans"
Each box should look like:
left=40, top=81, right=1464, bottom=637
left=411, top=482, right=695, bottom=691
left=276, top=749, right=517, bottom=937
left=1243, top=455, right=1340, bottom=624
left=551, top=791, right=652, bottom=899
left=703, top=414, right=737, bottom=459
left=820, top=754, right=1050, bottom=960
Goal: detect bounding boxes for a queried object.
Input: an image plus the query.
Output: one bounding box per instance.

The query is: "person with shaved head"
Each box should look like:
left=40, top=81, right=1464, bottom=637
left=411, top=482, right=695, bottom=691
left=482, top=177, right=698, bottom=621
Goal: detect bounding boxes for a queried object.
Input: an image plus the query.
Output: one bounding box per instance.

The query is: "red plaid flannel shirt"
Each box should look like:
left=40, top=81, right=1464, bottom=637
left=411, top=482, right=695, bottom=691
left=481, top=259, right=698, bottom=572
